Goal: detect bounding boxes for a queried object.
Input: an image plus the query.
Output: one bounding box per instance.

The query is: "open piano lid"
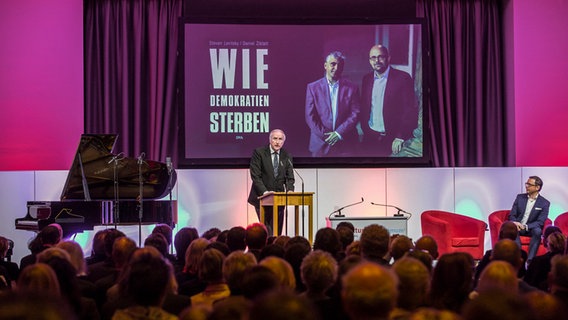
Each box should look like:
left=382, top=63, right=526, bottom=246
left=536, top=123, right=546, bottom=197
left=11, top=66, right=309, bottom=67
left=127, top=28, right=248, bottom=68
left=60, top=134, right=176, bottom=201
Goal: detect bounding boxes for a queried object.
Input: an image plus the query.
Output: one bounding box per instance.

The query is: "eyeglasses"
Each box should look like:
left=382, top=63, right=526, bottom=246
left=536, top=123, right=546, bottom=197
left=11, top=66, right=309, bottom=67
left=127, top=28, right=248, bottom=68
left=369, top=55, right=387, bottom=61
left=525, top=183, right=537, bottom=187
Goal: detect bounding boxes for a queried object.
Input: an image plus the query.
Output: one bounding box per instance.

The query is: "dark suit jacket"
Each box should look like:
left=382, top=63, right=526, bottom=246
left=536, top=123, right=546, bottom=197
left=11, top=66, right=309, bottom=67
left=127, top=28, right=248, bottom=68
left=247, top=145, right=295, bottom=208
left=361, top=67, right=417, bottom=140
left=508, top=193, right=550, bottom=231
left=305, top=77, right=361, bottom=156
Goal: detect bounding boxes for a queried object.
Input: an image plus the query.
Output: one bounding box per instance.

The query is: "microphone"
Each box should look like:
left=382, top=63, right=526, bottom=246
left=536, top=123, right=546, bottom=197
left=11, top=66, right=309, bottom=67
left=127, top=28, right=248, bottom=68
left=166, top=156, right=172, bottom=175
left=370, top=202, right=411, bottom=217
left=107, top=152, right=124, bottom=164
left=137, top=152, right=145, bottom=165
left=329, top=197, right=364, bottom=218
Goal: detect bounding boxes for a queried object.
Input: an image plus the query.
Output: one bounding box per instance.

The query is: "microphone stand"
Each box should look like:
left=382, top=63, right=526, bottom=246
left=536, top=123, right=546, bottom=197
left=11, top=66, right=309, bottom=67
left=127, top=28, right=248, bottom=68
left=108, top=152, right=124, bottom=229
left=166, top=157, right=174, bottom=230
left=288, top=159, right=304, bottom=236
left=137, top=152, right=145, bottom=246
left=370, top=202, right=412, bottom=218
left=328, top=197, right=365, bottom=219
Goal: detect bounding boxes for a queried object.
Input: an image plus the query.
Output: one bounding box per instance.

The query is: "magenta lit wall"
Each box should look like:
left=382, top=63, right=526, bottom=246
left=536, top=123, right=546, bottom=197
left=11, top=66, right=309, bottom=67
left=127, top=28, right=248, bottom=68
left=0, top=0, right=83, bottom=171
left=1, top=1, right=568, bottom=170
left=513, top=0, right=568, bottom=166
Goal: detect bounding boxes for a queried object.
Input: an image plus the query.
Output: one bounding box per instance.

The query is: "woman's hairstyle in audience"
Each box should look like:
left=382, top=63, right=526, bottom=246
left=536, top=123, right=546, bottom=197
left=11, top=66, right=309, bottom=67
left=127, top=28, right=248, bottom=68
left=184, top=238, right=210, bottom=274
left=547, top=231, right=566, bottom=254
left=313, top=227, right=342, bottom=258
left=119, top=246, right=174, bottom=306
left=56, top=240, right=87, bottom=276
left=174, top=227, right=199, bottom=259
left=429, top=252, right=474, bottom=312
left=144, top=232, right=169, bottom=257
left=152, top=223, right=173, bottom=245
left=222, top=250, right=257, bottom=294
left=199, top=248, right=226, bottom=283
left=17, top=263, right=60, bottom=297
left=345, top=240, right=361, bottom=256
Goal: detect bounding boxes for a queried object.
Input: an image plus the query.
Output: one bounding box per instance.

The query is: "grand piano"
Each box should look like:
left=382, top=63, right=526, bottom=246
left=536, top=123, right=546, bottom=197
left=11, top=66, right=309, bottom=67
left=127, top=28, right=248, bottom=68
left=15, top=134, right=177, bottom=237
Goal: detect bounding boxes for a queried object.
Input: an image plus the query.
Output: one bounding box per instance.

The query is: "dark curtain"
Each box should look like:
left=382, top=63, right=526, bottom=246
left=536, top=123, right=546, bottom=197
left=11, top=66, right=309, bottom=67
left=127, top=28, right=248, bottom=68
left=84, top=0, right=182, bottom=164
left=84, top=0, right=506, bottom=167
left=418, top=0, right=507, bottom=166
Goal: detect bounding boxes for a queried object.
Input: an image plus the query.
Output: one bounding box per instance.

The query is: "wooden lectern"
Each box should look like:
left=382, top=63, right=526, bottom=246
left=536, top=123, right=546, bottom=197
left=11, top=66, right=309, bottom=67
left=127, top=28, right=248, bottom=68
left=258, top=191, right=315, bottom=242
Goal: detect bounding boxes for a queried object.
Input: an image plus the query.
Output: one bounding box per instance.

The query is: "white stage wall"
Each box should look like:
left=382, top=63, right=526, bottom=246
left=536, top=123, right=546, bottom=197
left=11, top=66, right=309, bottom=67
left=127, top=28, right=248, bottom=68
left=2, top=167, right=568, bottom=263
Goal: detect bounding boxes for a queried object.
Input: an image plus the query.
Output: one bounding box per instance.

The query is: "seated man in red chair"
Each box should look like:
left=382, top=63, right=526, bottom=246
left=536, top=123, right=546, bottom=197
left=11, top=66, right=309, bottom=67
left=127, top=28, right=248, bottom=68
left=508, top=175, right=550, bottom=262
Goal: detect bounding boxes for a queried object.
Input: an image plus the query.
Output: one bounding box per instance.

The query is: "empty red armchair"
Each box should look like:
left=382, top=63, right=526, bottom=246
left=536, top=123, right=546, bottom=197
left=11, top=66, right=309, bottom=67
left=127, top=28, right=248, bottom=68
left=421, top=210, right=487, bottom=260
left=488, top=209, right=551, bottom=256
left=554, top=212, right=568, bottom=235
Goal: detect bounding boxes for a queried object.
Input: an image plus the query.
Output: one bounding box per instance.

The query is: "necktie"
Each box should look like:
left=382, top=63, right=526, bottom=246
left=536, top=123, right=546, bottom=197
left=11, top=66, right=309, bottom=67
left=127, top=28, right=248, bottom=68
left=273, top=152, right=279, bottom=177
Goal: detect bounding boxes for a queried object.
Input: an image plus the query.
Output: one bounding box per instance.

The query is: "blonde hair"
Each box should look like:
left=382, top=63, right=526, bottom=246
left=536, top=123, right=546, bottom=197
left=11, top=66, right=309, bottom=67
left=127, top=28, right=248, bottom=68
left=260, top=256, right=296, bottom=290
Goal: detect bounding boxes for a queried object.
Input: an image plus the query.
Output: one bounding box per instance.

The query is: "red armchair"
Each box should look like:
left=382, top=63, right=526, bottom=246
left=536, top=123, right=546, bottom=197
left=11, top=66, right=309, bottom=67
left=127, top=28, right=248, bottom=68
left=420, top=210, right=487, bottom=260
left=488, top=210, right=551, bottom=256
left=554, top=212, right=568, bottom=235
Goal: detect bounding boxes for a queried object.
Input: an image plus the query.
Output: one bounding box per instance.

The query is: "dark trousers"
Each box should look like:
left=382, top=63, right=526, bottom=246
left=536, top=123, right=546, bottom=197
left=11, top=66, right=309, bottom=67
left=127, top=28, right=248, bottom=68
left=255, top=205, right=285, bottom=236
left=363, top=130, right=392, bottom=157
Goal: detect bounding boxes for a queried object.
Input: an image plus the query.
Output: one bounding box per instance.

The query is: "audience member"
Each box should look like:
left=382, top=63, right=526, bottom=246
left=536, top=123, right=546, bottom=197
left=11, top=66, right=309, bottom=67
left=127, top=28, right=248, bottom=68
left=206, top=241, right=230, bottom=257
left=37, top=248, right=100, bottom=320
left=86, top=230, right=108, bottom=266
left=549, top=254, right=568, bottom=308
left=313, top=227, right=343, bottom=261
left=202, top=227, right=222, bottom=241
left=391, top=256, right=430, bottom=318
left=414, top=235, right=439, bottom=260
left=177, top=238, right=209, bottom=297
left=245, top=223, right=268, bottom=260
left=216, top=230, right=229, bottom=244
left=57, top=240, right=97, bottom=300
left=359, top=224, right=390, bottom=265
left=190, top=248, right=230, bottom=310
left=389, top=235, right=414, bottom=262
left=273, top=235, right=290, bottom=248
left=88, top=229, right=126, bottom=283
left=226, top=226, right=247, bottom=252
left=240, top=265, right=280, bottom=300
left=475, top=221, right=528, bottom=286
left=462, top=289, right=536, bottom=320
left=19, top=224, right=63, bottom=271
left=112, top=247, right=178, bottom=320
left=406, top=249, right=434, bottom=273
left=173, top=227, right=199, bottom=273
left=473, top=260, right=518, bottom=298
left=283, top=238, right=312, bottom=292
left=222, top=250, right=257, bottom=296
left=0, top=236, right=19, bottom=288
left=97, top=236, right=138, bottom=308
left=336, top=226, right=354, bottom=252
left=524, top=290, right=567, bottom=320
left=489, top=238, right=537, bottom=293
left=429, top=252, right=474, bottom=313
left=300, top=250, right=346, bottom=320
left=16, top=262, right=60, bottom=297
left=341, top=261, right=398, bottom=320
left=345, top=240, right=360, bottom=256
left=0, top=291, right=77, bottom=320
left=524, top=231, right=566, bottom=290
left=258, top=243, right=285, bottom=261
left=249, top=289, right=319, bottom=320
left=260, top=256, right=296, bottom=290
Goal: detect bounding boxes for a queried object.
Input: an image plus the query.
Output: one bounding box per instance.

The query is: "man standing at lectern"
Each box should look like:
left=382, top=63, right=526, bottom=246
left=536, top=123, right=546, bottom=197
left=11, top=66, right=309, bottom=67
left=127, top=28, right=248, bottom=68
left=248, top=129, right=295, bottom=236
left=508, top=175, right=550, bottom=262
